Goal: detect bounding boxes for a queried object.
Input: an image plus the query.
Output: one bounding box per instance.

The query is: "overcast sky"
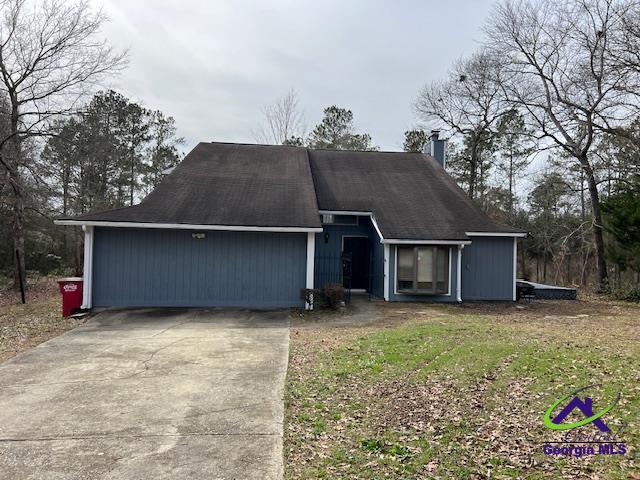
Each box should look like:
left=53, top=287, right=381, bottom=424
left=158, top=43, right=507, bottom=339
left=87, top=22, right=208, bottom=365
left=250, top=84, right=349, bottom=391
left=99, top=0, right=496, bottom=153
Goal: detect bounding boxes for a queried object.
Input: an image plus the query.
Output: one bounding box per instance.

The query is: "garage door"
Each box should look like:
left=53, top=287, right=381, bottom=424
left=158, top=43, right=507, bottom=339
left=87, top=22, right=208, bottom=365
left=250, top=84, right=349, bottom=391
left=92, top=227, right=307, bottom=308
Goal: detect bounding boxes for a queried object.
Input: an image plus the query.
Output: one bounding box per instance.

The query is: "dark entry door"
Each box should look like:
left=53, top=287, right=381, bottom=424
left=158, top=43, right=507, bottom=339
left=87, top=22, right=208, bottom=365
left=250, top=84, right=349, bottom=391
left=342, top=237, right=370, bottom=290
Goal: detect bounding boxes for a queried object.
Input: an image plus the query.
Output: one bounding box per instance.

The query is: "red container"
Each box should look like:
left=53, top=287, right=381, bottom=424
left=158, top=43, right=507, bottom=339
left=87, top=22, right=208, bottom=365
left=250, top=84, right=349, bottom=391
left=58, top=277, right=83, bottom=317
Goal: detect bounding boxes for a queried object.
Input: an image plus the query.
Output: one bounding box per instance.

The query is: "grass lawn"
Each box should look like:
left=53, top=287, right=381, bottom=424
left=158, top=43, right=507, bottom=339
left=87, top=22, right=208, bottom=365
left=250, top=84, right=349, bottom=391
left=285, top=298, right=639, bottom=479
left=0, top=276, right=85, bottom=362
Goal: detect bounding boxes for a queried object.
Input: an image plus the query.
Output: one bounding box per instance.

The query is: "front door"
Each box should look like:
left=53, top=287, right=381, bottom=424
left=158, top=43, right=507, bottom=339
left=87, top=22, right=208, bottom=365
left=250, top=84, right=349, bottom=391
left=342, top=237, right=370, bottom=290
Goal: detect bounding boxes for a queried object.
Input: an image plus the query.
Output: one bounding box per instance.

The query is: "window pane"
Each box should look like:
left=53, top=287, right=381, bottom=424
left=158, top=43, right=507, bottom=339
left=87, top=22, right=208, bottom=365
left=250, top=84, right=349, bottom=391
left=436, top=247, right=448, bottom=293
left=397, top=247, right=414, bottom=290
left=417, top=248, right=433, bottom=290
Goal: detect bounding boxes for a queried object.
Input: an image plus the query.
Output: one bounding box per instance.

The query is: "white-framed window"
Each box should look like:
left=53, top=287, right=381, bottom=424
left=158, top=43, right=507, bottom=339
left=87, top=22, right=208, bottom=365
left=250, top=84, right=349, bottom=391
left=397, top=246, right=449, bottom=294
left=321, top=214, right=359, bottom=225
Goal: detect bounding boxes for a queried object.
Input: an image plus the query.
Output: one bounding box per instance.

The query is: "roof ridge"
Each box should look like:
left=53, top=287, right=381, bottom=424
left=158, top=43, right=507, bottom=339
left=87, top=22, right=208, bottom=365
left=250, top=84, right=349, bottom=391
left=206, top=140, right=305, bottom=150
left=204, top=140, right=434, bottom=156
left=307, top=147, right=427, bottom=155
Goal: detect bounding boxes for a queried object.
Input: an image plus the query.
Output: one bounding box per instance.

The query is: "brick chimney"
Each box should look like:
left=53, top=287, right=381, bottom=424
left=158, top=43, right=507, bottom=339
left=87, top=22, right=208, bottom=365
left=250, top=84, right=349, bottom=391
left=429, top=130, right=446, bottom=169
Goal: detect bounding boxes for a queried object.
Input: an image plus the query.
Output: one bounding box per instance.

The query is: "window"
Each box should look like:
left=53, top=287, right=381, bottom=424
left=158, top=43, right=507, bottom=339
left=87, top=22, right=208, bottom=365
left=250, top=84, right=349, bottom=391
left=321, top=214, right=358, bottom=225
left=396, top=246, right=449, bottom=294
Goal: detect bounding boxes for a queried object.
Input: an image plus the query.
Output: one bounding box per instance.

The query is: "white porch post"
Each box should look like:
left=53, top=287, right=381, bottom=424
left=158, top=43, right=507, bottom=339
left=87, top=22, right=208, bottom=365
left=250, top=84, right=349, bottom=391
left=513, top=237, right=518, bottom=301
left=305, top=232, right=316, bottom=310
left=383, top=243, right=390, bottom=301
left=81, top=225, right=94, bottom=309
left=456, top=244, right=463, bottom=302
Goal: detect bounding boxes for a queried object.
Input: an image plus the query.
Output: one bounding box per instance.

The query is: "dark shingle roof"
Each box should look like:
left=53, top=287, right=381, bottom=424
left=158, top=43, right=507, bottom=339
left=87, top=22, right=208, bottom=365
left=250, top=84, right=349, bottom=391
left=62, top=142, right=524, bottom=240
left=308, top=149, right=523, bottom=240
left=64, top=142, right=321, bottom=229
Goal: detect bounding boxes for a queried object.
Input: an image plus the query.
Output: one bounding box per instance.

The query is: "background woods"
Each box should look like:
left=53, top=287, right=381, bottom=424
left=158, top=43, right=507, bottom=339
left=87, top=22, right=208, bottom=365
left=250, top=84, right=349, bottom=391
left=38, top=90, right=183, bottom=273
left=0, top=87, right=183, bottom=283
left=411, top=0, right=640, bottom=295
left=0, top=0, right=127, bottom=289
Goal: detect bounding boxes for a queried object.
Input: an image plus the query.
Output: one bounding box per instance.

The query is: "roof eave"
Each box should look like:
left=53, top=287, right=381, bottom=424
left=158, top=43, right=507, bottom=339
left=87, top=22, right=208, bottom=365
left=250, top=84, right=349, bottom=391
left=54, top=219, right=322, bottom=233
left=382, top=239, right=472, bottom=245
left=465, top=231, right=528, bottom=238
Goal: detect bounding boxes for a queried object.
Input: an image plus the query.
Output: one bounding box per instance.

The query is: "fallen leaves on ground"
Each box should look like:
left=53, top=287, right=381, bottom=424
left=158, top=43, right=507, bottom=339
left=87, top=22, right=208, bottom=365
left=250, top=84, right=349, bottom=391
left=0, top=277, right=85, bottom=362
left=285, top=298, right=639, bottom=479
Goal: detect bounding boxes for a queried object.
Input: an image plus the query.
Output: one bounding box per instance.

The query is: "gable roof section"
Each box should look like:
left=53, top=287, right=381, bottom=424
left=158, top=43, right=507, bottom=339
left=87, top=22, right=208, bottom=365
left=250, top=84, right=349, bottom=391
left=60, top=142, right=322, bottom=230
left=308, top=149, right=523, bottom=241
left=59, top=142, right=524, bottom=240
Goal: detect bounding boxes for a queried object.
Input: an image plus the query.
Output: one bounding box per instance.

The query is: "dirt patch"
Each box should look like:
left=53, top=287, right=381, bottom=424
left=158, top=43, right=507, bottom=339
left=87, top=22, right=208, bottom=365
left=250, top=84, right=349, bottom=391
left=0, top=275, right=60, bottom=308
left=0, top=279, right=85, bottom=363
left=453, top=294, right=639, bottom=319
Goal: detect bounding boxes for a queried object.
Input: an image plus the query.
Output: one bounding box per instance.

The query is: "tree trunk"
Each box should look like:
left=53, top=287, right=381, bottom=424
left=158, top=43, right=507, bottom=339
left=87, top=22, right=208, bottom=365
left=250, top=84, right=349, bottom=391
left=7, top=167, right=25, bottom=291
left=62, top=162, right=71, bottom=268
left=74, top=227, right=82, bottom=276
left=130, top=154, right=134, bottom=206
left=479, top=155, right=484, bottom=203
left=8, top=97, right=26, bottom=293
left=520, top=245, right=527, bottom=280
left=508, top=152, right=514, bottom=217
left=471, top=144, right=479, bottom=199
left=73, top=227, right=84, bottom=277
left=580, top=170, right=586, bottom=221
left=580, top=158, right=608, bottom=290
left=580, top=246, right=589, bottom=286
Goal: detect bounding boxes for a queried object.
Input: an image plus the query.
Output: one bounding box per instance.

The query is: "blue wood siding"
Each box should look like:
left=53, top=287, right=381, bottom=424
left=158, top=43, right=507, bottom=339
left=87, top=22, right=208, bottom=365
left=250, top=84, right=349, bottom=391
left=388, top=245, right=459, bottom=302
left=461, top=236, right=515, bottom=301
left=313, top=217, right=384, bottom=297
left=92, top=227, right=307, bottom=308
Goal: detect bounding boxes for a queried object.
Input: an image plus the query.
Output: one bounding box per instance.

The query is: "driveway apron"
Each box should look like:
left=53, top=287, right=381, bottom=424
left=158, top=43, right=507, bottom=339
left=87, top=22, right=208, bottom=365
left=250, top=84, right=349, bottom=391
left=0, top=308, right=290, bottom=479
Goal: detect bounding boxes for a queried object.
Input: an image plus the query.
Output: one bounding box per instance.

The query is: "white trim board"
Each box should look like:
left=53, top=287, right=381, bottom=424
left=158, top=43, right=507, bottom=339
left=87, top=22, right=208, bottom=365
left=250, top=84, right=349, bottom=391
left=456, top=244, right=463, bottom=302
left=81, top=225, right=94, bottom=309
left=384, top=239, right=472, bottom=245
left=55, top=220, right=322, bottom=233
left=512, top=237, right=517, bottom=301
left=318, top=210, right=372, bottom=216
left=306, top=232, right=316, bottom=310
left=383, top=244, right=390, bottom=301
left=466, top=231, right=527, bottom=238
left=369, top=216, right=385, bottom=243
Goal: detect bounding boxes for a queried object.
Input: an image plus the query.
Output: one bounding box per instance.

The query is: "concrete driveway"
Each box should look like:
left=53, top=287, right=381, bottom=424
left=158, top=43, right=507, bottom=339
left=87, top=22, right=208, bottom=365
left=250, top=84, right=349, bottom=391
left=0, top=309, right=290, bottom=479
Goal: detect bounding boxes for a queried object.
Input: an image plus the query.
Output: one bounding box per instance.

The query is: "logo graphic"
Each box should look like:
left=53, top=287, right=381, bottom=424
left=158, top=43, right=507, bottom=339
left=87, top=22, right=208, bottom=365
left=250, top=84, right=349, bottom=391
left=541, top=384, right=627, bottom=458
left=543, top=384, right=620, bottom=432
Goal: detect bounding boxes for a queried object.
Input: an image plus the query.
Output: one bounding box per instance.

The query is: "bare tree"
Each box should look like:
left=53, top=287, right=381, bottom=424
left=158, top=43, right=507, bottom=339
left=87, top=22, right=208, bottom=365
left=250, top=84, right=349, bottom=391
left=494, top=109, right=536, bottom=216
left=0, top=0, right=126, bottom=291
left=415, top=51, right=509, bottom=198
left=483, top=0, right=640, bottom=289
left=253, top=88, right=306, bottom=145
left=614, top=1, right=640, bottom=74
